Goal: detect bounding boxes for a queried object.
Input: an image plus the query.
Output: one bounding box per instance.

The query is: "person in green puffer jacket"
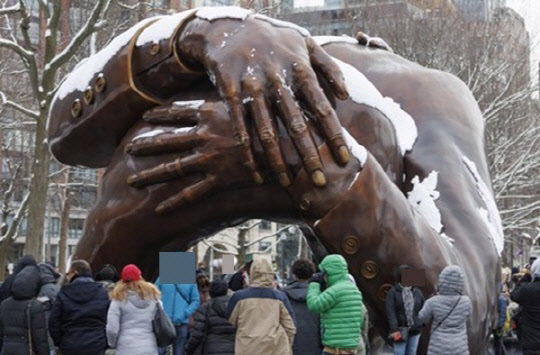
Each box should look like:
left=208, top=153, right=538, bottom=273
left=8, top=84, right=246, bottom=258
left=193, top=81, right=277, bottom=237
left=307, top=255, right=364, bottom=355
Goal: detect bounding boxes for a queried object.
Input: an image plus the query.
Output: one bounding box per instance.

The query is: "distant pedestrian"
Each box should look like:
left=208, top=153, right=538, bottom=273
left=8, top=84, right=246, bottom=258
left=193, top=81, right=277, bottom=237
left=419, top=265, right=472, bottom=355
left=106, top=264, right=160, bottom=355
left=228, top=255, right=253, bottom=291
left=185, top=280, right=235, bottom=355
left=510, top=258, right=540, bottom=355
left=386, top=265, right=425, bottom=355
left=155, top=276, right=200, bottom=355
left=196, top=270, right=210, bottom=305
left=494, top=283, right=508, bottom=355
left=49, top=259, right=110, bottom=355
left=95, top=264, right=120, bottom=293
left=284, top=259, right=322, bottom=355
left=0, top=255, right=37, bottom=303
left=227, top=257, right=296, bottom=355
left=307, top=254, right=364, bottom=355
left=0, top=263, right=49, bottom=355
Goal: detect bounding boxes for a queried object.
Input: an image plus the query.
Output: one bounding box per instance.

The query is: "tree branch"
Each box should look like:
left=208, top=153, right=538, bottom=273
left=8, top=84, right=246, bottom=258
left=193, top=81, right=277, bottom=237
left=1, top=192, right=30, bottom=243
left=0, top=91, right=39, bottom=119
left=0, top=3, right=20, bottom=15
left=47, top=0, right=112, bottom=71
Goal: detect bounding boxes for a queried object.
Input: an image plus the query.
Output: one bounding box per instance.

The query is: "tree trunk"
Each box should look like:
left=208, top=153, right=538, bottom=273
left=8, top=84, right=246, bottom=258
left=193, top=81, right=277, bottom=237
left=238, top=229, right=247, bottom=267
left=0, top=241, right=11, bottom=280
left=58, top=190, right=72, bottom=274
left=23, top=115, right=50, bottom=261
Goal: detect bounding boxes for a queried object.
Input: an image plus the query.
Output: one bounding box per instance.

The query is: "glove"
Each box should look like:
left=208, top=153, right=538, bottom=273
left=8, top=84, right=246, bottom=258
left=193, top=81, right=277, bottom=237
left=308, top=272, right=325, bottom=286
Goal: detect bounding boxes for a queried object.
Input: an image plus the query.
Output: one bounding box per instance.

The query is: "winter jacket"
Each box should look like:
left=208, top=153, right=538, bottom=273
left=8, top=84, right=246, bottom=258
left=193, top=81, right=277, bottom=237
left=0, top=265, right=49, bottom=355
left=37, top=263, right=60, bottom=314
left=510, top=278, right=540, bottom=351
left=48, top=273, right=110, bottom=355
left=307, top=254, right=363, bottom=349
left=185, top=295, right=236, bottom=355
left=106, top=291, right=159, bottom=355
left=284, top=281, right=322, bottom=355
left=419, top=265, right=472, bottom=355
left=0, top=256, right=38, bottom=303
left=386, top=268, right=425, bottom=336
left=497, top=294, right=508, bottom=329
left=228, top=271, right=244, bottom=291
left=155, top=278, right=200, bottom=324
left=227, top=258, right=296, bottom=355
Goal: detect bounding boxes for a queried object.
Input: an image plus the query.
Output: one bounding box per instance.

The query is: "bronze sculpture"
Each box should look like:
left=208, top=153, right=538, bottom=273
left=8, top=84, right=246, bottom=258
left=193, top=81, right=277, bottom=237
left=47, top=8, right=501, bottom=354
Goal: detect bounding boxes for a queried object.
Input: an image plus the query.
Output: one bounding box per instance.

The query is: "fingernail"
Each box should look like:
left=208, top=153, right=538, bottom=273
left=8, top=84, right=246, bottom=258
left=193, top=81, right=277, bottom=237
left=339, top=145, right=350, bottom=164
left=278, top=172, right=291, bottom=187
left=127, top=174, right=139, bottom=186
left=253, top=172, right=264, bottom=185
left=312, top=170, right=327, bottom=187
left=156, top=203, right=167, bottom=214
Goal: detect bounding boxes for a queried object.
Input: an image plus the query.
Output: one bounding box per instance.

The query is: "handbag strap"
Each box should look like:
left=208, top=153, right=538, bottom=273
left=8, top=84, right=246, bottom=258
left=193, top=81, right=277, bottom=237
left=432, top=297, right=461, bottom=333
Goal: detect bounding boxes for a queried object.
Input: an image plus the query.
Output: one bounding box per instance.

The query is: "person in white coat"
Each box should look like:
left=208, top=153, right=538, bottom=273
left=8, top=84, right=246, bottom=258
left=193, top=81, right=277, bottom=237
left=106, top=264, right=161, bottom=355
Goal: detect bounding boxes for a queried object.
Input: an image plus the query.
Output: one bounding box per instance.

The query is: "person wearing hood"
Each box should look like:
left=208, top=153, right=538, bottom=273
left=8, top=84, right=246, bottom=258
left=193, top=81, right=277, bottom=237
left=226, top=256, right=296, bottom=355
left=48, top=259, right=110, bottom=355
left=419, top=265, right=472, bottom=355
left=510, top=258, right=540, bottom=355
left=95, top=264, right=121, bottom=293
left=106, top=264, right=160, bottom=355
left=385, top=265, right=425, bottom=355
left=0, top=262, right=49, bottom=355
left=0, top=255, right=38, bottom=303
left=307, top=254, right=364, bottom=355
left=185, top=280, right=236, bottom=355
left=37, top=262, right=61, bottom=354
left=284, top=259, right=322, bottom=355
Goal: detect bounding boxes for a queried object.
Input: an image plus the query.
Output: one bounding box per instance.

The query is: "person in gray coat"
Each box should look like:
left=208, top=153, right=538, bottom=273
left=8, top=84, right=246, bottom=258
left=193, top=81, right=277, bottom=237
left=106, top=264, right=161, bottom=355
left=37, top=262, right=60, bottom=353
left=419, top=265, right=472, bottom=355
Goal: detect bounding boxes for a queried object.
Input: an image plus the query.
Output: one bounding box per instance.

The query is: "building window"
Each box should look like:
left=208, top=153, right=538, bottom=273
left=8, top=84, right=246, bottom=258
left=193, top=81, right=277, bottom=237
left=259, top=220, right=272, bottom=230
left=68, top=218, right=84, bottom=239
left=259, top=241, right=272, bottom=252
left=49, top=217, right=60, bottom=238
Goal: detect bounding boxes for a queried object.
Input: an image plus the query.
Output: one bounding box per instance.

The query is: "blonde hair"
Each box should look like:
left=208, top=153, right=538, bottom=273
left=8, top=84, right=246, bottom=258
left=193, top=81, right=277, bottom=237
left=110, top=279, right=161, bottom=302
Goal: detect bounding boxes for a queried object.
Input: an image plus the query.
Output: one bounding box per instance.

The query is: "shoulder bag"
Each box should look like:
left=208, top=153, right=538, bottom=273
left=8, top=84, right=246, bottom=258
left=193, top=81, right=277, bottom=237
left=153, top=301, right=177, bottom=347
left=432, top=297, right=461, bottom=333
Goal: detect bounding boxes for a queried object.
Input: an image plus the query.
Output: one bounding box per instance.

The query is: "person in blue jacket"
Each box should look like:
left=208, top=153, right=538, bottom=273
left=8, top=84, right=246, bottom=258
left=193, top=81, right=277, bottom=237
left=155, top=277, right=200, bottom=355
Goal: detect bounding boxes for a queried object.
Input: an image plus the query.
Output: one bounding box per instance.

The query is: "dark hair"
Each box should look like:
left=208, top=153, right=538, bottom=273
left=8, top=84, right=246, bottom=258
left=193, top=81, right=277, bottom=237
left=95, top=264, right=120, bottom=282
left=209, top=280, right=228, bottom=298
left=70, top=259, right=92, bottom=275
left=292, top=259, right=315, bottom=280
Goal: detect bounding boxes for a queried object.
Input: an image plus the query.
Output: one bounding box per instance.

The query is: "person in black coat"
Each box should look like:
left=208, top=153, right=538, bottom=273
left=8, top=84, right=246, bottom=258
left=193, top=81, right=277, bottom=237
left=0, top=255, right=38, bottom=303
left=510, top=259, right=540, bottom=355
left=185, top=280, right=235, bottom=355
left=49, top=259, right=110, bottom=355
left=284, top=259, right=322, bottom=355
left=0, top=263, right=49, bottom=355
left=386, top=265, right=425, bottom=355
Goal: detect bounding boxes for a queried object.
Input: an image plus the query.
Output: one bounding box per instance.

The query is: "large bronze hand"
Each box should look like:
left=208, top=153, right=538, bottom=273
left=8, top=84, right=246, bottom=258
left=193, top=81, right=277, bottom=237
left=125, top=100, right=259, bottom=214
left=178, top=12, right=351, bottom=187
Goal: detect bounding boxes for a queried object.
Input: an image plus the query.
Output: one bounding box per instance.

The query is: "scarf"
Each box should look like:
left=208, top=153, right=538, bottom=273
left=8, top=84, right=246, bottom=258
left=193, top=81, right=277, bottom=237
left=401, top=285, right=415, bottom=327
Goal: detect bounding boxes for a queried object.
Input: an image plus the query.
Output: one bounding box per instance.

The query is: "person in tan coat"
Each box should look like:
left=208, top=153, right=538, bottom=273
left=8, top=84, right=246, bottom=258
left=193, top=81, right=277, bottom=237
left=226, top=257, right=296, bottom=355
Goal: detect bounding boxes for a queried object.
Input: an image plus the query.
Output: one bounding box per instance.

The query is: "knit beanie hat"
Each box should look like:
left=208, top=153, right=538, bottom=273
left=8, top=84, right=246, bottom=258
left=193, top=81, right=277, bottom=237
left=121, top=264, right=141, bottom=282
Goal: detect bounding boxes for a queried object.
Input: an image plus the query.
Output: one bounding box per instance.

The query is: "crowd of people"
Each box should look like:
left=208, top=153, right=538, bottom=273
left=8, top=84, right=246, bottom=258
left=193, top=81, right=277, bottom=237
left=0, top=254, right=538, bottom=355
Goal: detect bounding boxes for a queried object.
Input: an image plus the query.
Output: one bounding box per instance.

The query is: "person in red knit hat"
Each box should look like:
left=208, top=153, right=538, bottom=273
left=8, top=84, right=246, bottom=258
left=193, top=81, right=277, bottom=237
left=106, top=264, right=162, bottom=355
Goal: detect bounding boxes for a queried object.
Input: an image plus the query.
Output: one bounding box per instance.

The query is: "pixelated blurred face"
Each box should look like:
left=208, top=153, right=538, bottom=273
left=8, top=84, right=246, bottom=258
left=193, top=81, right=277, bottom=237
left=401, top=269, right=425, bottom=287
